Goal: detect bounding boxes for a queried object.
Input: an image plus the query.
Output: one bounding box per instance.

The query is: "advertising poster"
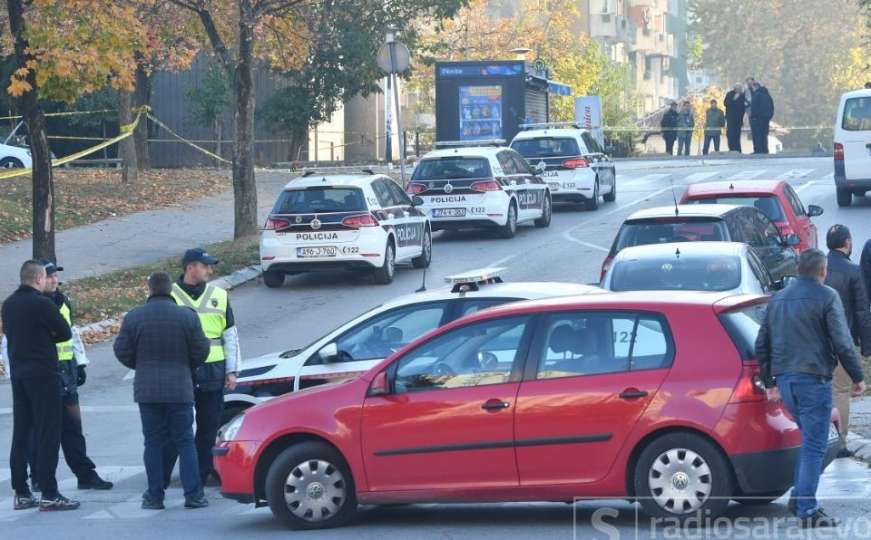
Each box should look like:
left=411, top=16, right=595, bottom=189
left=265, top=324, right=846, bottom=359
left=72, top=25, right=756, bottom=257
left=575, top=96, right=604, bottom=148
left=459, top=85, right=503, bottom=141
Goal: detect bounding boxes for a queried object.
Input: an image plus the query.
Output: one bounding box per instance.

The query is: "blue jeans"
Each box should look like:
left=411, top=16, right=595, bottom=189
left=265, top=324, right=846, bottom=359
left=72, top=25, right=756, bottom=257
left=776, top=372, right=832, bottom=518
left=677, top=133, right=692, bottom=155
left=139, top=403, right=202, bottom=500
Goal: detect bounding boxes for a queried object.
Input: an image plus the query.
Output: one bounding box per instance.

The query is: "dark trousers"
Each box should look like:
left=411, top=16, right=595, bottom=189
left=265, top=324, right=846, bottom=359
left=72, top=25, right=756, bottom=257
left=726, top=122, right=742, bottom=152
left=663, top=134, right=676, bottom=155
left=751, top=118, right=770, bottom=154
left=703, top=134, right=721, bottom=155
left=10, top=376, right=62, bottom=497
left=163, top=388, right=224, bottom=485
left=139, top=403, right=201, bottom=500
left=677, top=132, right=692, bottom=156
left=29, top=393, right=98, bottom=483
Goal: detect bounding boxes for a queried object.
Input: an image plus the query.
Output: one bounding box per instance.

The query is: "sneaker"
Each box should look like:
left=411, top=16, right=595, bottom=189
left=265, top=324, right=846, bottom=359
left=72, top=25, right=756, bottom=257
left=13, top=494, right=38, bottom=510
left=39, top=494, right=81, bottom=512
left=184, top=494, right=209, bottom=509
left=836, top=448, right=854, bottom=459
left=141, top=496, right=165, bottom=510
left=78, top=476, right=114, bottom=490
left=31, top=481, right=41, bottom=493
left=801, top=508, right=840, bottom=529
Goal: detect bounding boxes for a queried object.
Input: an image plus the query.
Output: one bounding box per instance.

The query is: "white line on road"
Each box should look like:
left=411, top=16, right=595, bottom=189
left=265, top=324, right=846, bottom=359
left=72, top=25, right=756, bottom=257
left=682, top=171, right=720, bottom=183
left=725, top=169, right=767, bottom=181
left=776, top=168, right=815, bottom=180
left=568, top=240, right=609, bottom=252
left=623, top=173, right=671, bottom=187
left=796, top=181, right=818, bottom=193
left=820, top=172, right=834, bottom=182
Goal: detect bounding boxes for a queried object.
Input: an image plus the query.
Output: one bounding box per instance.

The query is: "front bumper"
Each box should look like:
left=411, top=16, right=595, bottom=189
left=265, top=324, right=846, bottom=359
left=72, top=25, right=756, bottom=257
left=213, top=441, right=259, bottom=502
left=730, top=437, right=841, bottom=495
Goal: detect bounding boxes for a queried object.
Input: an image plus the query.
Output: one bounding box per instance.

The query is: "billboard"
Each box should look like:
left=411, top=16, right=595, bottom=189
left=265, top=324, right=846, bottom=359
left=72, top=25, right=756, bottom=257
left=459, top=85, right=503, bottom=141
left=575, top=96, right=604, bottom=148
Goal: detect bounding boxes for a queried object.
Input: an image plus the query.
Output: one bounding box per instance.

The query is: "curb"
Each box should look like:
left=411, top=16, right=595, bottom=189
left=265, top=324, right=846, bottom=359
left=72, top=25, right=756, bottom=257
left=846, top=432, right=871, bottom=464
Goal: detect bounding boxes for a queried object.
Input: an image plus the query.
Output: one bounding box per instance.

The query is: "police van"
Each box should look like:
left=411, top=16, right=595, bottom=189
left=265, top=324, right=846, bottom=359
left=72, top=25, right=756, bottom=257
left=259, top=171, right=431, bottom=287
left=834, top=88, right=871, bottom=207
left=406, top=141, right=552, bottom=238
left=510, top=123, right=616, bottom=210
left=222, top=268, right=602, bottom=422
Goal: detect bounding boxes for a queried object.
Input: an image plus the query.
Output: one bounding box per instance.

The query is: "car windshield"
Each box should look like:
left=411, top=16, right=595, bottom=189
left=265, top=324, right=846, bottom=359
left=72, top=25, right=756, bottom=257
left=510, top=137, right=580, bottom=158
left=412, top=157, right=491, bottom=180
left=272, top=187, right=366, bottom=214
left=842, top=97, right=871, bottom=131
left=688, top=195, right=785, bottom=222
left=609, top=253, right=742, bottom=292
left=614, top=219, right=728, bottom=252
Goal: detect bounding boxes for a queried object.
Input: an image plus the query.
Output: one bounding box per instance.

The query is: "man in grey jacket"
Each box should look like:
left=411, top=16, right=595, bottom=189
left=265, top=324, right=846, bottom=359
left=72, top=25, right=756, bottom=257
left=114, top=272, right=211, bottom=510
left=755, top=249, right=866, bottom=528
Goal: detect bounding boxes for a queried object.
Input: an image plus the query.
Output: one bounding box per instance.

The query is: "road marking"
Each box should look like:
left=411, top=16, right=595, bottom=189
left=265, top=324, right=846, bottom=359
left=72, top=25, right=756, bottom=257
left=725, top=169, right=766, bottom=180
left=623, top=173, right=671, bottom=187
left=819, top=172, right=834, bottom=182
left=796, top=181, right=818, bottom=193
left=0, top=405, right=138, bottom=415
left=682, top=171, right=720, bottom=183
left=776, top=168, right=815, bottom=180
left=567, top=240, right=609, bottom=252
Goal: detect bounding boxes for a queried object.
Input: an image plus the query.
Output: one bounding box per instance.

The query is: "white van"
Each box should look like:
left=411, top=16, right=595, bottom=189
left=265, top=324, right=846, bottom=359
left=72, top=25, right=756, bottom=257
left=834, top=88, right=871, bottom=207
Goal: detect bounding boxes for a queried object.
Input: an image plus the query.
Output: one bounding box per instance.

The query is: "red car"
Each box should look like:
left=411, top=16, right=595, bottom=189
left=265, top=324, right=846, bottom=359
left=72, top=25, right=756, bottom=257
left=680, top=180, right=823, bottom=253
left=213, top=292, right=840, bottom=530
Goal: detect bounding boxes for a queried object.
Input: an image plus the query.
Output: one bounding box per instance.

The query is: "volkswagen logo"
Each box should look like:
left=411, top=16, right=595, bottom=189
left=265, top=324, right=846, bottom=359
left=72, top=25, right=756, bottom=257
left=671, top=472, right=690, bottom=491
left=443, top=183, right=454, bottom=194
left=310, top=218, right=322, bottom=230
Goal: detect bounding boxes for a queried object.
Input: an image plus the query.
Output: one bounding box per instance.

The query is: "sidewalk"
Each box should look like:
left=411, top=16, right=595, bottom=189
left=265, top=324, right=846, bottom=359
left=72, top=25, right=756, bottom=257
left=0, top=171, right=289, bottom=295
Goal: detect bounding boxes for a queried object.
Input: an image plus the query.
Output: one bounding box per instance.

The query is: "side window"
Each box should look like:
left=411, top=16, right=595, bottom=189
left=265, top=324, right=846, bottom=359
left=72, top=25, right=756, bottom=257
left=333, top=303, right=448, bottom=362
left=581, top=132, right=601, bottom=153
left=393, top=316, right=530, bottom=393
left=748, top=251, right=772, bottom=291
left=725, top=215, right=744, bottom=243
left=372, top=180, right=396, bottom=208
left=497, top=151, right=519, bottom=175
left=738, top=210, right=765, bottom=247
left=385, top=180, right=412, bottom=206
left=458, top=298, right=517, bottom=318
left=510, top=151, right=532, bottom=175
left=756, top=211, right=782, bottom=247
left=784, top=186, right=806, bottom=217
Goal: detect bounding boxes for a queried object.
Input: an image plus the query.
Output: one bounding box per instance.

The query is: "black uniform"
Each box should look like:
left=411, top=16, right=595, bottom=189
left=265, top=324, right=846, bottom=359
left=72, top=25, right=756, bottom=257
left=724, top=90, right=746, bottom=152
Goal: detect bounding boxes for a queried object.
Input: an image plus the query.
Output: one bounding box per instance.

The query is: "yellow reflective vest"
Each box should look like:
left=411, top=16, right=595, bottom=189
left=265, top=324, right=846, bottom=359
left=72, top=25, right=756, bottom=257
left=57, top=302, right=74, bottom=362
left=171, top=283, right=228, bottom=363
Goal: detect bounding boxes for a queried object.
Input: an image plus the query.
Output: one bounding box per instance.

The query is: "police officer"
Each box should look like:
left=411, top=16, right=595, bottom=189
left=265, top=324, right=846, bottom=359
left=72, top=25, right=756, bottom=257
left=165, top=249, right=240, bottom=486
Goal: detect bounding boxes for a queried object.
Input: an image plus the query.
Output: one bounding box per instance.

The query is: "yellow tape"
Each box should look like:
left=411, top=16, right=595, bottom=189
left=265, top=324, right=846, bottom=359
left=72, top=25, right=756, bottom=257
left=0, top=109, right=118, bottom=122
left=146, top=113, right=231, bottom=164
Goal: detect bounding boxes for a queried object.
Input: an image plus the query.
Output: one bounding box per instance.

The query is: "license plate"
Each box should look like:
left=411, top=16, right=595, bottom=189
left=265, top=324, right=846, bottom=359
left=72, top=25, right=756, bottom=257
left=433, top=208, right=466, bottom=218
left=296, top=246, right=337, bottom=258
left=548, top=182, right=560, bottom=191
left=543, top=170, right=559, bottom=177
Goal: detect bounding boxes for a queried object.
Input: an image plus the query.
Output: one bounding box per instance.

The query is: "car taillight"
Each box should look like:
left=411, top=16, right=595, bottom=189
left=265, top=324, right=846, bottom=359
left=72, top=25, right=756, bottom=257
left=264, top=217, right=290, bottom=230
left=729, top=363, right=767, bottom=404
left=406, top=182, right=427, bottom=194
left=600, top=257, right=613, bottom=281
left=342, top=213, right=379, bottom=228
left=834, top=143, right=844, bottom=161
left=471, top=180, right=502, bottom=192
left=563, top=158, right=589, bottom=169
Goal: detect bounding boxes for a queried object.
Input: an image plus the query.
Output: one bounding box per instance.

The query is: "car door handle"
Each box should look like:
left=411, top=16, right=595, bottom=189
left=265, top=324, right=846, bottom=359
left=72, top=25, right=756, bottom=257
left=481, top=399, right=511, bottom=411
left=619, top=389, right=648, bottom=400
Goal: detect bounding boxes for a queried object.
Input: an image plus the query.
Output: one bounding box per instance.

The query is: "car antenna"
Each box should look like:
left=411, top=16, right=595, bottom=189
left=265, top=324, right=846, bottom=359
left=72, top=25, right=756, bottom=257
left=675, top=247, right=681, bottom=259
left=669, top=175, right=679, bottom=216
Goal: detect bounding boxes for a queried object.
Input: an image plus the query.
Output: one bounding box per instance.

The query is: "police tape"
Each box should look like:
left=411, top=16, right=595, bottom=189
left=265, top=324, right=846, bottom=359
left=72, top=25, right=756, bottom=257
left=0, top=109, right=117, bottom=122
left=146, top=113, right=232, bottom=164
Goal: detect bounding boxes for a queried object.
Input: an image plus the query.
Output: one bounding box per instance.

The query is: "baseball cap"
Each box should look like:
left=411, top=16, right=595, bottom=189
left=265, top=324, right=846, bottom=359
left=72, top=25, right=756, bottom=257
left=182, top=248, right=219, bottom=267
left=39, top=259, right=64, bottom=275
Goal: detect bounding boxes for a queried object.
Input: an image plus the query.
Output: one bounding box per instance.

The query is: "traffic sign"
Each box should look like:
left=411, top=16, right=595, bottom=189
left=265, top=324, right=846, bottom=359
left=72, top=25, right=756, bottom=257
left=377, top=41, right=410, bottom=74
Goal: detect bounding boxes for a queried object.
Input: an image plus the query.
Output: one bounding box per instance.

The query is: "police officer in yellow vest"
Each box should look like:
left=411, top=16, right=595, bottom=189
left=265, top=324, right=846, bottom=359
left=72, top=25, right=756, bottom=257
left=164, top=249, right=240, bottom=486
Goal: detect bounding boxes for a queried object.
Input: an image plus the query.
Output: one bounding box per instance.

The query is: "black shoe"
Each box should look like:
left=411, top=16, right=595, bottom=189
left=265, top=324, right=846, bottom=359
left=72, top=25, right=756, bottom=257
left=78, top=476, right=114, bottom=490
left=184, top=494, right=209, bottom=509
left=13, top=494, right=38, bottom=510
left=836, top=448, right=854, bottom=459
left=141, top=496, right=165, bottom=510
left=31, top=481, right=41, bottom=493
left=201, top=472, right=221, bottom=487
left=801, top=508, right=840, bottom=529
left=39, top=494, right=81, bottom=512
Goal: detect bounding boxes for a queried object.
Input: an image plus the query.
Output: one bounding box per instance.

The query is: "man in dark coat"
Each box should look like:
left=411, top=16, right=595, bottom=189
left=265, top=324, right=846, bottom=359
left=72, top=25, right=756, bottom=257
left=724, top=83, right=746, bottom=152
left=660, top=101, right=679, bottom=155
left=703, top=99, right=726, bottom=155
left=114, top=272, right=211, bottom=510
left=750, top=81, right=775, bottom=154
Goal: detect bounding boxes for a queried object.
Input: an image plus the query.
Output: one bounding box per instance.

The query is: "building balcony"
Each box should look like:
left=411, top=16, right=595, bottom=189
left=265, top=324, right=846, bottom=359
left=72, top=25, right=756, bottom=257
left=630, top=26, right=656, bottom=52
left=647, top=31, right=674, bottom=56
left=590, top=12, right=619, bottom=40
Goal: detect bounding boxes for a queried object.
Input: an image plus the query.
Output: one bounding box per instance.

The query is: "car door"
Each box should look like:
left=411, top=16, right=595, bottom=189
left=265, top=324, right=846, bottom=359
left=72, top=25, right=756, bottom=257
left=749, top=209, right=796, bottom=281
left=746, top=249, right=773, bottom=294
left=496, top=150, right=524, bottom=215
left=783, top=183, right=817, bottom=250
left=371, top=179, right=412, bottom=258
left=582, top=132, right=615, bottom=192
left=385, top=179, right=426, bottom=260
left=513, top=311, right=673, bottom=486
left=360, top=315, right=533, bottom=492
left=840, top=96, right=871, bottom=180
left=508, top=150, right=547, bottom=220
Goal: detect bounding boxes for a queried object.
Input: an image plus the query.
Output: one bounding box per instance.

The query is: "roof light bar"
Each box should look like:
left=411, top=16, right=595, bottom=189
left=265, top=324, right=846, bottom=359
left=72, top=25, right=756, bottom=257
left=519, top=122, right=583, bottom=130
left=444, top=267, right=506, bottom=294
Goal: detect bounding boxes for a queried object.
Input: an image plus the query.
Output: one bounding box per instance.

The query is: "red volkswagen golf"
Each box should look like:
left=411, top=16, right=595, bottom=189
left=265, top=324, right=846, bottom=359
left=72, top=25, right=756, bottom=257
left=213, top=291, right=841, bottom=530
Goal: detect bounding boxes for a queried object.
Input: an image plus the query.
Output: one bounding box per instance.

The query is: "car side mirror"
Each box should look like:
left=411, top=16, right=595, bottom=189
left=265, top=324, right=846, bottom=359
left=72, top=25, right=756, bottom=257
left=534, top=161, right=546, bottom=175
left=412, top=196, right=424, bottom=207
left=318, top=342, right=339, bottom=363
left=807, top=204, right=824, bottom=217
left=367, top=370, right=390, bottom=397
left=784, top=234, right=801, bottom=247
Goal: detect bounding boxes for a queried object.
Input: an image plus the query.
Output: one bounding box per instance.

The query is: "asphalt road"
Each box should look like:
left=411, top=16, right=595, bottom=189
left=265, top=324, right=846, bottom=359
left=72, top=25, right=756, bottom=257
left=4, top=156, right=871, bottom=539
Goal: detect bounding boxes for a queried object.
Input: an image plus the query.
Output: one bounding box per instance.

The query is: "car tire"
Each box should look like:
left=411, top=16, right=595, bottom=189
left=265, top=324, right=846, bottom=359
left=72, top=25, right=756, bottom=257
left=586, top=181, right=600, bottom=211
left=836, top=188, right=852, bottom=207
left=534, top=193, right=552, bottom=228
left=0, top=157, right=24, bottom=169
left=633, top=432, right=733, bottom=522
left=497, top=201, right=518, bottom=239
left=265, top=441, right=357, bottom=530
left=372, top=240, right=395, bottom=284
left=263, top=270, right=285, bottom=289
left=411, top=228, right=432, bottom=269
left=220, top=404, right=248, bottom=426
left=603, top=177, right=616, bottom=203
left=734, top=489, right=787, bottom=506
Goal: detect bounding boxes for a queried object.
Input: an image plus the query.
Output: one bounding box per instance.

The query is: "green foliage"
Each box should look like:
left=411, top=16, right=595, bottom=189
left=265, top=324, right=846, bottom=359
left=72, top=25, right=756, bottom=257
left=185, top=65, right=231, bottom=129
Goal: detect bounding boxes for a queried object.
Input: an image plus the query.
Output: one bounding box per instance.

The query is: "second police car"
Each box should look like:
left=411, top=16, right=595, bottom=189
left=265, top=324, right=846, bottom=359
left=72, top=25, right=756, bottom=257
left=260, top=171, right=431, bottom=287
left=406, top=141, right=552, bottom=238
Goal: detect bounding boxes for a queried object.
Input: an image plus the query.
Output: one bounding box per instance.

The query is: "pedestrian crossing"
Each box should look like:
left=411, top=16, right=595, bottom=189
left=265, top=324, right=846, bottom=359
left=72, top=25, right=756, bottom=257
left=615, top=166, right=835, bottom=190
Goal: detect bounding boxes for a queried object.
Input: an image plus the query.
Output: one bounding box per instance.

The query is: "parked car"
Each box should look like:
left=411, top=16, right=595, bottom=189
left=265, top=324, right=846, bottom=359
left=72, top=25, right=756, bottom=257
left=681, top=180, right=822, bottom=252
left=213, top=291, right=840, bottom=529
left=834, top=88, right=871, bottom=207
left=509, top=123, right=616, bottom=210
left=600, top=204, right=799, bottom=283
left=602, top=241, right=784, bottom=295
left=0, top=142, right=31, bottom=169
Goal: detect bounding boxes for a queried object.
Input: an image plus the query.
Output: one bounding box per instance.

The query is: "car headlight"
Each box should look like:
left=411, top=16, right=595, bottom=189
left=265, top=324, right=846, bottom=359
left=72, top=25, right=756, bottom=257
left=219, top=414, right=245, bottom=442
left=26, top=150, right=31, bottom=157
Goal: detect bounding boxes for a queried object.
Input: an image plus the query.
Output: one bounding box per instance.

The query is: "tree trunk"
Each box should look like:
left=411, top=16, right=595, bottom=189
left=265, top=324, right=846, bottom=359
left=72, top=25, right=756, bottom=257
left=232, top=0, right=259, bottom=239
left=119, top=91, right=138, bottom=184
left=133, top=59, right=151, bottom=170
left=7, top=0, right=55, bottom=260
left=215, top=118, right=223, bottom=168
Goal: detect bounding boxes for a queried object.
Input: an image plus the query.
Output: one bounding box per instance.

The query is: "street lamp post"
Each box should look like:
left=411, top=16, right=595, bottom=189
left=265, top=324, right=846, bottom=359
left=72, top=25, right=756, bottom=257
left=385, top=27, right=406, bottom=184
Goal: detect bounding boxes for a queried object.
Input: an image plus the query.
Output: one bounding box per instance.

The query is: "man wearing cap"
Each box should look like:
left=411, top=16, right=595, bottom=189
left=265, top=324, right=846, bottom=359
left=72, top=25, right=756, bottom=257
left=165, top=248, right=240, bottom=486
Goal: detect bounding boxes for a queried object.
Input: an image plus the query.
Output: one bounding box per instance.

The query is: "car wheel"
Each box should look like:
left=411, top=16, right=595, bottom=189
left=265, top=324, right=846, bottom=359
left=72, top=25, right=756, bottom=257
left=497, top=202, right=518, bottom=239
left=0, top=157, right=24, bottom=169
left=263, top=270, right=285, bottom=289
left=534, top=193, right=552, bottom=228
left=411, top=228, right=432, bottom=269
left=836, top=188, right=852, bottom=207
left=633, top=432, right=733, bottom=521
left=586, top=181, right=600, bottom=211
left=603, top=177, right=616, bottom=203
left=265, top=442, right=357, bottom=530
left=734, top=489, right=787, bottom=506
left=372, top=240, right=395, bottom=284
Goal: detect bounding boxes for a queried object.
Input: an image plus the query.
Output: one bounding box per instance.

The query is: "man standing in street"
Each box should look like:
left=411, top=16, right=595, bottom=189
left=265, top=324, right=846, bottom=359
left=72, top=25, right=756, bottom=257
left=824, top=226, right=871, bottom=456
left=756, top=249, right=867, bottom=528
left=165, top=248, right=240, bottom=487
left=2, top=260, right=78, bottom=511
left=749, top=80, right=775, bottom=154
left=114, top=272, right=210, bottom=509
left=660, top=101, right=679, bottom=155
left=724, top=83, right=746, bottom=152
left=703, top=99, right=726, bottom=155
left=677, top=101, right=695, bottom=156
left=861, top=238, right=871, bottom=301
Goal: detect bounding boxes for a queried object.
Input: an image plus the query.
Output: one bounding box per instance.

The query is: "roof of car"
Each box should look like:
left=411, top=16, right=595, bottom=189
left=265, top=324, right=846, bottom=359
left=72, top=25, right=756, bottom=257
left=612, top=241, right=749, bottom=262
left=683, top=180, right=784, bottom=197
left=377, top=281, right=605, bottom=311
left=419, top=146, right=507, bottom=160
left=511, top=128, right=588, bottom=140
left=282, top=174, right=389, bottom=190
left=841, top=88, right=871, bottom=100
left=626, top=203, right=742, bottom=221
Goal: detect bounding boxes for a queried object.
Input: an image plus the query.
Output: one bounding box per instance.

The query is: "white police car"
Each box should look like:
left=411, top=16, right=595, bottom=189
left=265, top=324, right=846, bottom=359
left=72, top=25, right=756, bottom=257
left=406, top=141, right=552, bottom=238
left=222, top=268, right=602, bottom=422
left=260, top=171, right=431, bottom=287
left=510, top=123, right=616, bottom=210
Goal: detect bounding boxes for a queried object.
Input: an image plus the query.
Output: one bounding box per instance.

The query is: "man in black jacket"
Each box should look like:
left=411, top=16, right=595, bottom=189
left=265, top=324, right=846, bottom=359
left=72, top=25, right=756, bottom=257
left=724, top=83, right=746, bottom=152
left=749, top=81, right=775, bottom=154
left=861, top=239, right=871, bottom=302
left=2, top=260, right=78, bottom=511
left=756, top=249, right=866, bottom=528
left=824, top=226, right=871, bottom=453
left=114, top=272, right=211, bottom=510
left=660, top=101, right=679, bottom=155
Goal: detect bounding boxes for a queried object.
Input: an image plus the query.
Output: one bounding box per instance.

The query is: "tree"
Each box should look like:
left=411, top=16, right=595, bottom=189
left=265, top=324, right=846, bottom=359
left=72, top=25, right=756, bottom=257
left=186, top=64, right=232, bottom=165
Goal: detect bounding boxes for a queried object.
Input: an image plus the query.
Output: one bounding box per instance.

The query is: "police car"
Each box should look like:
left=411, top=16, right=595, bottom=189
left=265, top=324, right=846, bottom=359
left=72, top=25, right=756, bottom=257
left=406, top=141, right=552, bottom=238
left=260, top=171, right=431, bottom=287
left=510, top=123, right=616, bottom=210
left=222, top=268, right=602, bottom=422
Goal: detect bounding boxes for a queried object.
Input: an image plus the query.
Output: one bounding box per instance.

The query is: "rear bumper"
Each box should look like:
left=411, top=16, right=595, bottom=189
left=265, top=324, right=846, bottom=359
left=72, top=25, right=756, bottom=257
left=730, top=438, right=841, bottom=495
left=552, top=192, right=592, bottom=203
left=431, top=218, right=505, bottom=231
left=263, top=260, right=379, bottom=273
